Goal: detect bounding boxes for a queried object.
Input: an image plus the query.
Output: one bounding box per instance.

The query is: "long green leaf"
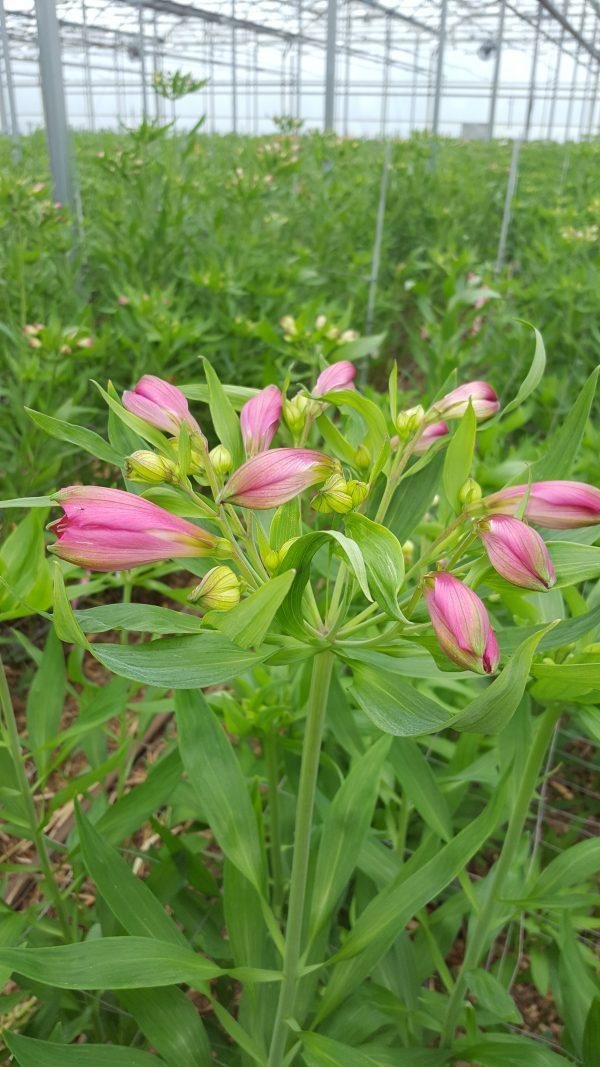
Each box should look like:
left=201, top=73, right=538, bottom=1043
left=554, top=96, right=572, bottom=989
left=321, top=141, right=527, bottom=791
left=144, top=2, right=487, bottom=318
left=176, top=688, right=266, bottom=892
left=76, top=807, right=188, bottom=947
left=202, top=357, right=244, bottom=465
left=3, top=1033, right=164, bottom=1067
left=206, top=569, right=296, bottom=648
left=442, top=403, right=476, bottom=512
left=532, top=366, right=599, bottom=481
left=389, top=739, right=452, bottom=841
left=26, top=626, right=65, bottom=775
left=92, top=632, right=268, bottom=688
left=344, top=513, right=405, bottom=619
left=309, top=736, right=391, bottom=941
left=0, top=937, right=221, bottom=989
left=26, top=408, right=123, bottom=466
left=118, top=987, right=211, bottom=1067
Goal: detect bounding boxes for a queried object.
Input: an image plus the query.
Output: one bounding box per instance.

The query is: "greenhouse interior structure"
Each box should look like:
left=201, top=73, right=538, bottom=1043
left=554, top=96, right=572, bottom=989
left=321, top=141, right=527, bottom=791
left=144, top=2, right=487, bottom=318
left=0, top=1, right=599, bottom=1065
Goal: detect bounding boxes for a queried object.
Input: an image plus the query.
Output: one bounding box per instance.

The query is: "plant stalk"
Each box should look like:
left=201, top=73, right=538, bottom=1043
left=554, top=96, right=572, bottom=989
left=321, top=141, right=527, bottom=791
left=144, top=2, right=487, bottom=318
left=439, top=705, right=562, bottom=1047
left=268, top=650, right=334, bottom=1066
left=0, top=655, right=71, bottom=941
left=265, top=731, right=284, bottom=917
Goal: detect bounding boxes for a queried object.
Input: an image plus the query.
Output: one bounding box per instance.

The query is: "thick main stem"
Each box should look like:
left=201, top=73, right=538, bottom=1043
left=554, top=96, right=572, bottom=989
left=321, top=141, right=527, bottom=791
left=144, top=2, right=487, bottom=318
left=0, top=656, right=71, bottom=940
left=268, top=650, right=334, bottom=1067
left=440, top=706, right=562, bottom=1046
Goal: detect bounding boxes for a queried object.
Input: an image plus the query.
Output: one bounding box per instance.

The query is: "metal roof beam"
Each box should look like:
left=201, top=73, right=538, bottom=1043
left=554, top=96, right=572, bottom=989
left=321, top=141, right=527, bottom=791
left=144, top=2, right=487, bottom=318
left=537, top=0, right=600, bottom=61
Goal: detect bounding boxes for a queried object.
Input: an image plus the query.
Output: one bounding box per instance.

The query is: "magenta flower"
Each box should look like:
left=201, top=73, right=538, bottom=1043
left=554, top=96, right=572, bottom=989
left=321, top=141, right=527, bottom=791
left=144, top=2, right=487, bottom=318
left=48, top=486, right=219, bottom=571
left=313, top=361, right=356, bottom=398
left=432, top=381, right=499, bottom=421
left=479, top=515, right=556, bottom=591
left=413, top=420, right=449, bottom=454
left=122, top=374, right=201, bottom=436
left=219, top=448, right=335, bottom=509
left=424, top=572, right=499, bottom=675
left=240, top=384, right=282, bottom=456
left=484, top=480, right=600, bottom=530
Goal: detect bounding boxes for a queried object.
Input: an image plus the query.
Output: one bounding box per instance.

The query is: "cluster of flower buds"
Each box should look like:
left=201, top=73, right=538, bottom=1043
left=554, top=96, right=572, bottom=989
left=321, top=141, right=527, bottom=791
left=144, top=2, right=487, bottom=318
left=311, top=472, right=369, bottom=514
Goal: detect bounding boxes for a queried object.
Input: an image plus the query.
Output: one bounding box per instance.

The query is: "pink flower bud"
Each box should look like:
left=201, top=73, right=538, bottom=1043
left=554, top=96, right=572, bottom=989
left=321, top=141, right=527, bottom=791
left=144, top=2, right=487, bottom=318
left=479, top=515, right=556, bottom=591
left=219, top=448, right=336, bottom=509
left=123, top=374, right=201, bottom=436
left=240, top=384, right=282, bottom=456
left=432, top=381, right=499, bottom=421
left=424, top=572, right=499, bottom=675
left=48, top=486, right=220, bottom=571
left=313, top=361, right=356, bottom=398
left=413, top=420, right=449, bottom=454
left=484, top=481, right=600, bottom=530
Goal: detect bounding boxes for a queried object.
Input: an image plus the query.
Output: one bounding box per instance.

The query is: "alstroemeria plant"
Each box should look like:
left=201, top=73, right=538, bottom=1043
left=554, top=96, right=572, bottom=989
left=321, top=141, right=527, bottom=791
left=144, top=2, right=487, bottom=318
left=1, top=335, right=599, bottom=1065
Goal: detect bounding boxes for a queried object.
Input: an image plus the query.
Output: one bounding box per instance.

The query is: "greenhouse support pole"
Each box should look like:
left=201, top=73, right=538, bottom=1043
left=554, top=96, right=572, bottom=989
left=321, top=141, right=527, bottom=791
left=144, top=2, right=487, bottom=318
left=547, top=0, right=569, bottom=137
left=410, top=33, right=420, bottom=132
left=380, top=15, right=392, bottom=137
left=343, top=0, right=352, bottom=135
left=324, top=0, right=337, bottom=131
left=564, top=2, right=586, bottom=139
left=34, top=0, right=75, bottom=213
left=0, top=0, right=19, bottom=139
left=209, top=31, right=215, bottom=132
left=296, top=1, right=303, bottom=120
left=113, top=32, right=122, bottom=124
left=431, top=0, right=447, bottom=137
left=0, top=54, right=8, bottom=135
left=495, top=137, right=521, bottom=273
left=253, top=37, right=259, bottom=134
left=587, top=62, right=600, bottom=135
left=231, top=0, right=238, bottom=133
left=81, top=0, right=95, bottom=132
left=488, top=0, right=506, bottom=139
left=138, top=1, right=148, bottom=123
left=523, top=2, right=542, bottom=140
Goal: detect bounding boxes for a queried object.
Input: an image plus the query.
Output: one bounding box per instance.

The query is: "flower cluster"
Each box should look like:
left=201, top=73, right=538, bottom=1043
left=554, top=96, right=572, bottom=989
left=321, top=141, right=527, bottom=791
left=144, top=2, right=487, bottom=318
left=47, top=368, right=600, bottom=676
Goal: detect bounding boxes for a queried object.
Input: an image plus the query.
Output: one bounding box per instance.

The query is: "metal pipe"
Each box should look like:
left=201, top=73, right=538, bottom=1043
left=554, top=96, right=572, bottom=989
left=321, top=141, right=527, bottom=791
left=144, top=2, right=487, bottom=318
left=547, top=0, right=569, bottom=138
left=0, top=0, right=19, bottom=138
left=365, top=138, right=392, bottom=334
left=380, top=15, right=392, bottom=136
left=410, top=33, right=420, bottom=132
left=34, top=0, right=75, bottom=211
left=231, top=0, right=237, bottom=133
left=324, top=0, right=337, bottom=131
left=488, top=0, right=507, bottom=138
left=80, top=0, right=95, bottom=131
left=523, top=2, right=542, bottom=140
left=431, top=0, right=448, bottom=137
left=565, top=2, right=587, bottom=139
left=296, top=0, right=303, bottom=119
left=138, top=1, right=148, bottom=122
left=343, top=0, right=352, bottom=135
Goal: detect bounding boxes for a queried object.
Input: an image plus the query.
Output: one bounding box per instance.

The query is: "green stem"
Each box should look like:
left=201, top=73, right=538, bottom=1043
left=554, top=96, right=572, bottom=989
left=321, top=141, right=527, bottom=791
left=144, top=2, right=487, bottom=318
left=268, top=650, right=334, bottom=1067
left=117, top=577, right=132, bottom=797
left=265, top=731, right=285, bottom=917
left=374, top=440, right=414, bottom=524
left=439, top=706, right=562, bottom=1047
left=0, top=655, right=71, bottom=941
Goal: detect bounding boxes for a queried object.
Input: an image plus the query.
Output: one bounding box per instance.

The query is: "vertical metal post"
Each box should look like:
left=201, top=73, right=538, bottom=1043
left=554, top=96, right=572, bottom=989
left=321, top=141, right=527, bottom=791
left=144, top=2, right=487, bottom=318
left=410, top=34, right=420, bottom=133
left=324, top=0, right=337, bottom=132
left=547, top=0, right=568, bottom=138
left=431, top=0, right=447, bottom=137
left=343, top=0, right=352, bottom=135
left=34, top=0, right=75, bottom=211
left=380, top=15, right=392, bottom=137
left=0, top=50, right=8, bottom=134
left=280, top=50, right=286, bottom=116
left=523, top=2, right=542, bottom=140
left=564, top=2, right=586, bottom=140
left=0, top=0, right=19, bottom=139
left=495, top=137, right=521, bottom=273
left=579, top=23, right=598, bottom=137
left=253, top=37, right=259, bottom=134
left=114, top=31, right=122, bottom=125
left=231, top=0, right=238, bottom=133
left=81, top=0, right=95, bottom=131
left=138, top=2, right=148, bottom=123
left=152, top=12, right=162, bottom=123
left=488, top=0, right=506, bottom=139
left=209, top=30, right=215, bottom=132
left=587, top=61, right=600, bottom=136
left=296, top=0, right=303, bottom=120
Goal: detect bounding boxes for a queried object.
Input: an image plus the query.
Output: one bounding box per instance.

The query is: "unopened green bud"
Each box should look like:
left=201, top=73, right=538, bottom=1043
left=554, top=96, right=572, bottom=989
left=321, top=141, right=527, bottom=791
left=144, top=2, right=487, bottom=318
left=188, top=448, right=206, bottom=476
left=346, top=479, right=369, bottom=507
left=311, top=473, right=354, bottom=515
left=214, top=537, right=235, bottom=560
left=277, top=538, right=299, bottom=564
left=402, top=539, right=415, bottom=567
left=395, top=404, right=425, bottom=440
left=125, top=450, right=177, bottom=484
left=261, top=545, right=281, bottom=574
left=282, top=392, right=311, bottom=435
left=209, top=444, right=233, bottom=477
left=354, top=444, right=371, bottom=471
left=459, top=477, right=483, bottom=506
left=189, top=565, right=241, bottom=611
